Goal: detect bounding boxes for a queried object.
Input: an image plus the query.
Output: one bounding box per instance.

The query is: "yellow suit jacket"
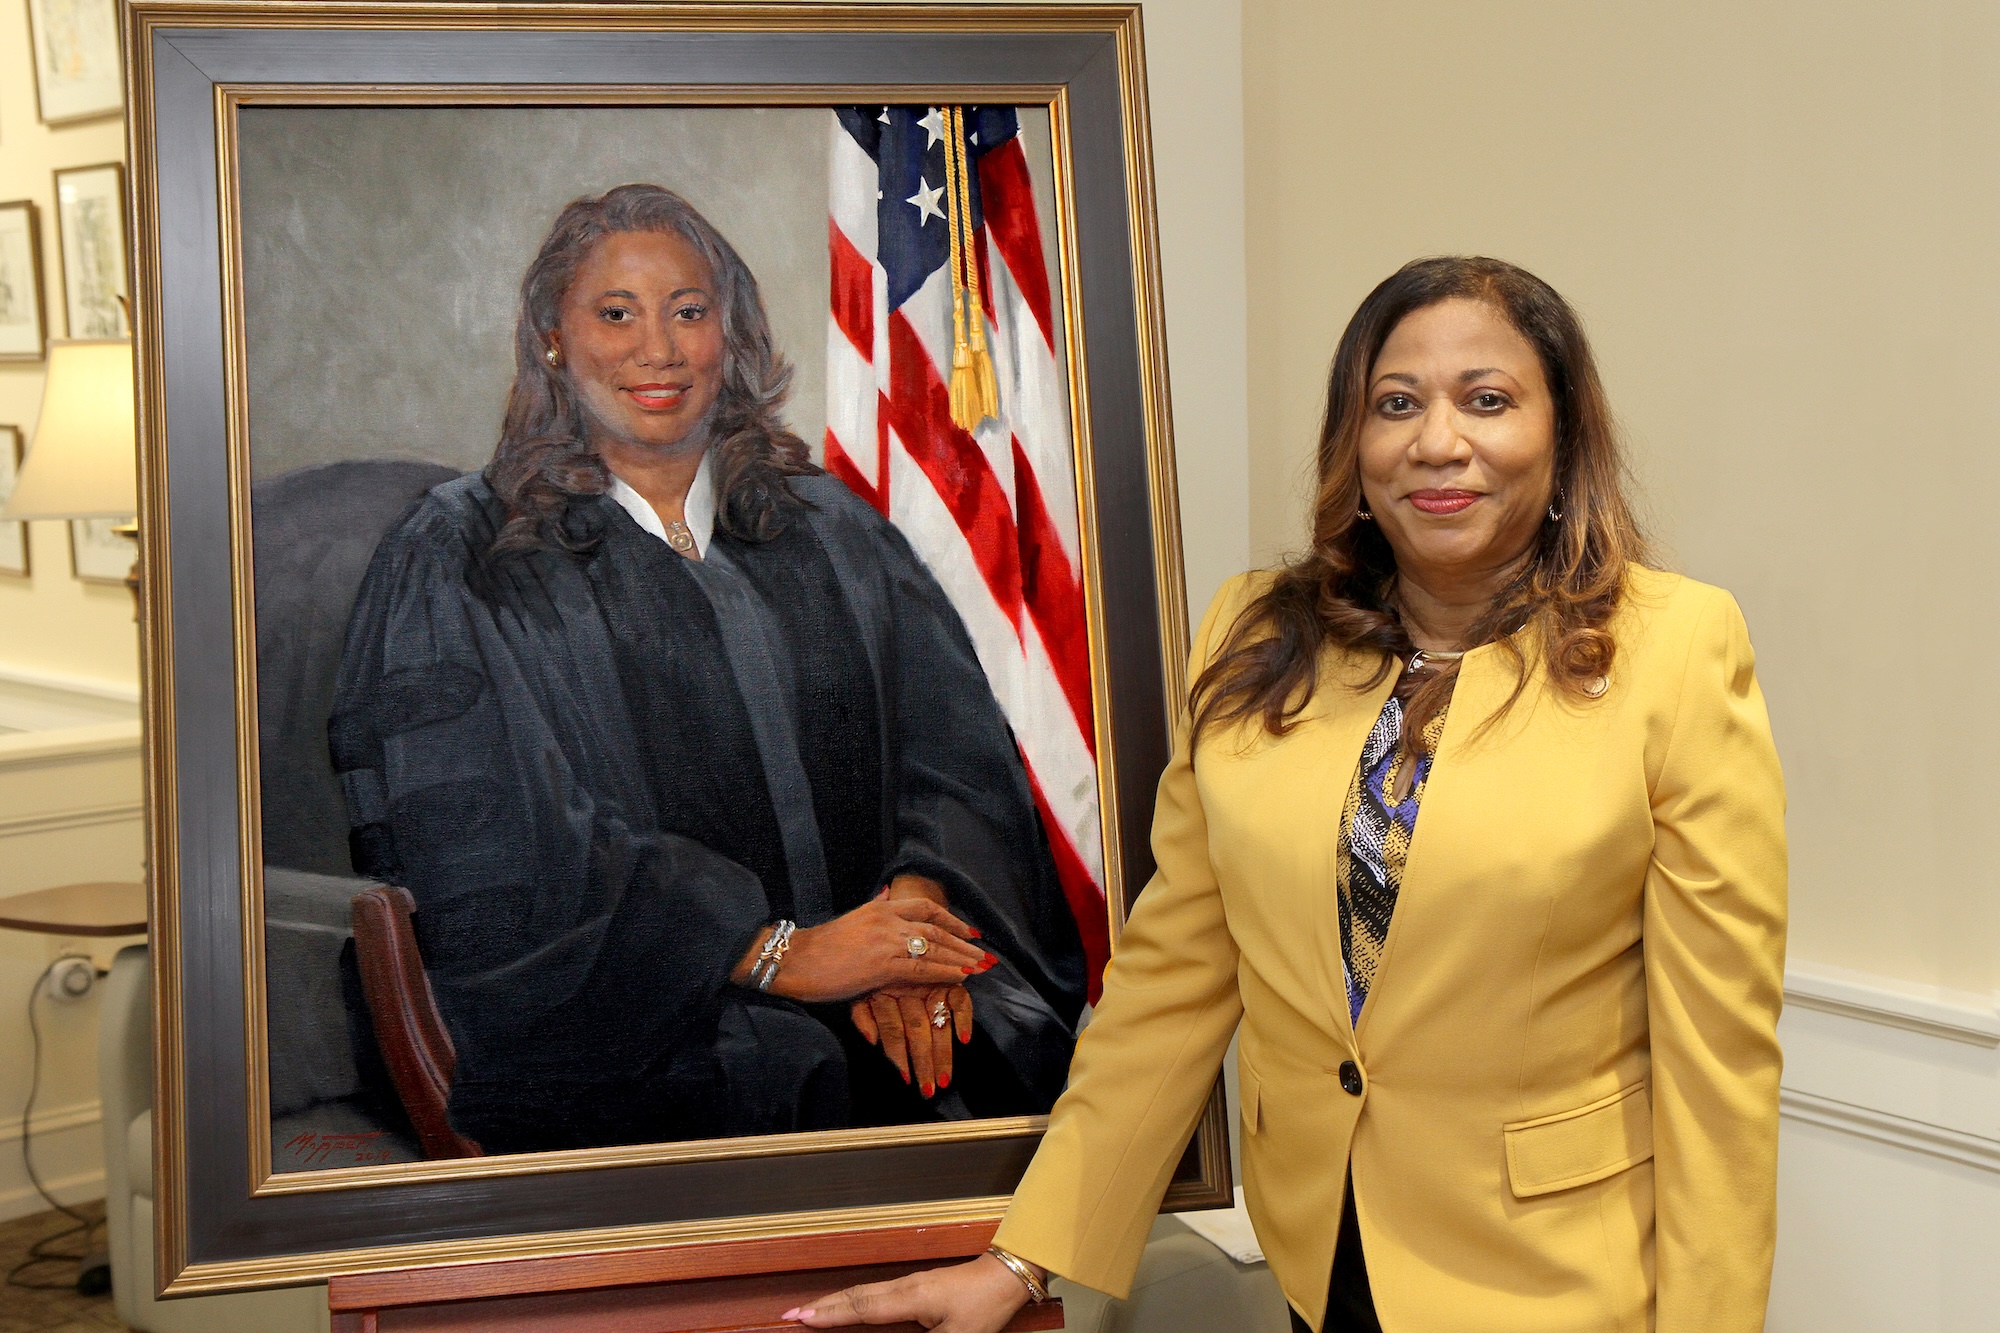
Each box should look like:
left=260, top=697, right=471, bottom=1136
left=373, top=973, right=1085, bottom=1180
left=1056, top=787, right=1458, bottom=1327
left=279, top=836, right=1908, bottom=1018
left=994, top=566, right=1787, bottom=1333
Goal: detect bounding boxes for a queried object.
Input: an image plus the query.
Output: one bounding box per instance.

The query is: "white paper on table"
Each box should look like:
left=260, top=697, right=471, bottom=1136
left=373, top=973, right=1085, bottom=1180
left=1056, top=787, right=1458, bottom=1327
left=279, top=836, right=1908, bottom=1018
left=1177, top=1185, right=1265, bottom=1264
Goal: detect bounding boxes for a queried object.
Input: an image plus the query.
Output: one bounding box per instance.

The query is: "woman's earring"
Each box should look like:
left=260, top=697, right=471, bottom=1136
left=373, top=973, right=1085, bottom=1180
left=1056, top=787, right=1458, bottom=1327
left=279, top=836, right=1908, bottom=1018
left=1356, top=505, right=1374, bottom=522
left=545, top=346, right=560, bottom=367
left=1547, top=491, right=1564, bottom=522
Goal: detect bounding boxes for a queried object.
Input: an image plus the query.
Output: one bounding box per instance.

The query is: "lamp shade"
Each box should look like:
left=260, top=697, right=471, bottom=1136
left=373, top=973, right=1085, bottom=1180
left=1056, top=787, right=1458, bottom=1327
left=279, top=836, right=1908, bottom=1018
left=1, top=339, right=137, bottom=520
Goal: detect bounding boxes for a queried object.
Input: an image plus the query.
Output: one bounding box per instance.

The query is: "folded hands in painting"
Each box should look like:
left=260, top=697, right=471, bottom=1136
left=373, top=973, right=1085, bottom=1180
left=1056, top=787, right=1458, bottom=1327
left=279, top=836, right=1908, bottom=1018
left=851, top=873, right=981, bottom=1097
left=851, top=983, right=974, bottom=1098
left=735, top=878, right=993, bottom=1007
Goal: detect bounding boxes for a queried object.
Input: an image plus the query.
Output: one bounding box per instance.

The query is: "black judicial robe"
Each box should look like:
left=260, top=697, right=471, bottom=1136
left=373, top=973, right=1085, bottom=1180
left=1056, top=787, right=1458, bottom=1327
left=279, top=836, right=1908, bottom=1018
left=329, top=470, right=1086, bottom=1154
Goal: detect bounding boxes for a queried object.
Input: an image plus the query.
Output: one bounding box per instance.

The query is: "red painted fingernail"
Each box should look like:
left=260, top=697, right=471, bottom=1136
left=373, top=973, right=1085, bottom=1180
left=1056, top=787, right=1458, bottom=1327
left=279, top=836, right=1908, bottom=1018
left=922, top=1082, right=935, bottom=1098
left=968, top=927, right=982, bottom=938
left=962, top=966, right=976, bottom=974
left=983, top=951, right=997, bottom=966
left=899, top=1066, right=910, bottom=1084
left=939, top=1072, right=951, bottom=1089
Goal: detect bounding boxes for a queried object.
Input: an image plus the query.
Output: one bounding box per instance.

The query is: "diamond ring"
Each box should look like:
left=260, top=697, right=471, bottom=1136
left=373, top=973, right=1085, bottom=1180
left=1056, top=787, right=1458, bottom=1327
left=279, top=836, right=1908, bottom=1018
left=906, top=935, right=929, bottom=959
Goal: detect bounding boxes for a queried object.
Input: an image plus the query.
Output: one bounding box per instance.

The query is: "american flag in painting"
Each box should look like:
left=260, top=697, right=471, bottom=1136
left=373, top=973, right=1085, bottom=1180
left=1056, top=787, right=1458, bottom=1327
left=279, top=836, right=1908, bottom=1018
left=825, top=106, right=1107, bottom=999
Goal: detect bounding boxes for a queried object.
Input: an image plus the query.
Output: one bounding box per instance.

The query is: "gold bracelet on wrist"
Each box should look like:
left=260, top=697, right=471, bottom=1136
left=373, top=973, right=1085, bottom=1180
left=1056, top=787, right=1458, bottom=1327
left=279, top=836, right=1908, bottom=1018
left=986, top=1246, right=1051, bottom=1303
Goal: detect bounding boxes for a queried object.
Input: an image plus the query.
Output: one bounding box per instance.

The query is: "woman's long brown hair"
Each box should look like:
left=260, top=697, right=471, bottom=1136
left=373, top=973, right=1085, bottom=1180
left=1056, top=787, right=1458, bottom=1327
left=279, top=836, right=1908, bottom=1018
left=485, top=184, right=811, bottom=556
left=1191, top=256, right=1652, bottom=755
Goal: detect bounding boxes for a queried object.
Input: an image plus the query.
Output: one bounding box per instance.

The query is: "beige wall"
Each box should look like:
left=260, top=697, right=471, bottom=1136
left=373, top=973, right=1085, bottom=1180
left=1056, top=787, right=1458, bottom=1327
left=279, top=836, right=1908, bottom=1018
left=1130, top=0, right=1250, bottom=615
left=1244, top=0, right=1999, bottom=993
left=0, top=0, right=140, bottom=691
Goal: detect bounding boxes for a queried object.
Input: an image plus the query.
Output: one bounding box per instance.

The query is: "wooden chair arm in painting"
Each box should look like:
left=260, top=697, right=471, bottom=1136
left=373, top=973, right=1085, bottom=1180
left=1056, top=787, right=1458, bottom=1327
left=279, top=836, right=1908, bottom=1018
left=350, top=885, right=483, bottom=1159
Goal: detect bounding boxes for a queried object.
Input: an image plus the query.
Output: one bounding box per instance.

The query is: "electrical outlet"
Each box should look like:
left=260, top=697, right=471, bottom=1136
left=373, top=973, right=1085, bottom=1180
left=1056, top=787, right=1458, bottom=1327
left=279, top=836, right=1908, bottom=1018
left=44, top=956, right=96, bottom=1003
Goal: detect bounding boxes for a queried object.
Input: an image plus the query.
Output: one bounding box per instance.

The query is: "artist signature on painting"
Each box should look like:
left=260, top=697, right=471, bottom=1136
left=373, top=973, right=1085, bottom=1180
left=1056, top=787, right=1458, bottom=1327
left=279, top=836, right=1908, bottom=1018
left=283, top=1130, right=392, bottom=1167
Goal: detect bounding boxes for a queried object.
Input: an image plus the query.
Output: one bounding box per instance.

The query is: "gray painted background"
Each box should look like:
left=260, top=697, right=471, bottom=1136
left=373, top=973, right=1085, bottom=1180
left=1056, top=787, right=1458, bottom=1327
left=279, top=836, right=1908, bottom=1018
left=238, top=104, right=1060, bottom=481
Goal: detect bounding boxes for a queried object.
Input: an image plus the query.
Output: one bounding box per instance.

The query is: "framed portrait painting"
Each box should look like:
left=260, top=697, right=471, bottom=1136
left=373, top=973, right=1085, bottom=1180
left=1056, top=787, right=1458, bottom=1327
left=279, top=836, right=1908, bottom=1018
left=0, top=201, right=49, bottom=362
left=0, top=426, right=27, bottom=577
left=128, top=0, right=1214, bottom=1297
left=25, top=0, right=125, bottom=125
left=54, top=164, right=130, bottom=338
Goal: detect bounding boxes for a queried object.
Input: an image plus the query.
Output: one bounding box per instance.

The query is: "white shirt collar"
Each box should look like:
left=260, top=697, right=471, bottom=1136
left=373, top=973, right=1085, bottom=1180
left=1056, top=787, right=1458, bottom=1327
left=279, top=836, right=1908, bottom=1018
left=605, top=449, right=716, bottom=558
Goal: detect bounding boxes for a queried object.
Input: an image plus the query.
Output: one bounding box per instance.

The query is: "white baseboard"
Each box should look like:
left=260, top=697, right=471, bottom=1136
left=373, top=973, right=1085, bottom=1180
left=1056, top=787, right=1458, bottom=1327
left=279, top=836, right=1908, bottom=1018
left=0, top=719, right=143, bottom=768
left=1780, top=1088, right=2000, bottom=1174
left=1770, top=960, right=2000, bottom=1332
left=0, top=1100, right=106, bottom=1225
left=0, top=1098, right=99, bottom=1146
left=1785, top=961, right=2000, bottom=1046
left=0, top=800, right=144, bottom=840
left=1779, top=960, right=2000, bottom=1169
left=0, top=663, right=141, bottom=704
left=0, top=1167, right=104, bottom=1223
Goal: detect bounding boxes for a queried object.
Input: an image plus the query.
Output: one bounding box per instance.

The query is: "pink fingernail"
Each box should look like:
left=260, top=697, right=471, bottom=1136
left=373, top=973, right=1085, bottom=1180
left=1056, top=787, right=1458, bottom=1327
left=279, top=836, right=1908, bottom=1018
left=781, top=1310, right=800, bottom=1322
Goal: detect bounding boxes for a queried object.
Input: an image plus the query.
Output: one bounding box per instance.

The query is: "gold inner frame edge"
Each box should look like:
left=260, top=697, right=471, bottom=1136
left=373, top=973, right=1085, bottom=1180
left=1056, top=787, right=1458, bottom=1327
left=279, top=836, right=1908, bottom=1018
left=213, top=82, right=1135, bottom=1197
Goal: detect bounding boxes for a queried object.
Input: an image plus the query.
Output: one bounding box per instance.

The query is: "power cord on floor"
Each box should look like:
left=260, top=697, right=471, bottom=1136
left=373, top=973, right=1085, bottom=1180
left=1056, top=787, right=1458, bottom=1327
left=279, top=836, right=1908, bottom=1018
left=6, top=953, right=106, bottom=1292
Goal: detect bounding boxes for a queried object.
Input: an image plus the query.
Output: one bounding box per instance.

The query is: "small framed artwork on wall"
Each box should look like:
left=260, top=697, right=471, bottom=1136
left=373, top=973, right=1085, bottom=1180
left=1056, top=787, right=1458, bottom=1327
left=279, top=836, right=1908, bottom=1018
left=70, top=516, right=132, bottom=584
left=0, top=426, right=28, bottom=577
left=54, top=164, right=129, bottom=339
left=0, top=202, right=49, bottom=362
left=25, top=0, right=125, bottom=125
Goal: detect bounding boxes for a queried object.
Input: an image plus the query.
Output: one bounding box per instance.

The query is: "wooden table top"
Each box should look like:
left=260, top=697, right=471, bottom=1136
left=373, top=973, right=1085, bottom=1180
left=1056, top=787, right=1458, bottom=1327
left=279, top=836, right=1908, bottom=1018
left=0, top=882, right=146, bottom=936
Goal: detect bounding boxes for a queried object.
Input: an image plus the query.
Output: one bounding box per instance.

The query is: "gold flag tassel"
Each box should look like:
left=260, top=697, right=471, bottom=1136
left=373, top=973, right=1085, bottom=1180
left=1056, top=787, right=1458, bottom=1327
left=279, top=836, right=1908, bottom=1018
left=940, top=107, right=979, bottom=432
left=942, top=106, right=1000, bottom=431
left=949, top=107, right=1001, bottom=425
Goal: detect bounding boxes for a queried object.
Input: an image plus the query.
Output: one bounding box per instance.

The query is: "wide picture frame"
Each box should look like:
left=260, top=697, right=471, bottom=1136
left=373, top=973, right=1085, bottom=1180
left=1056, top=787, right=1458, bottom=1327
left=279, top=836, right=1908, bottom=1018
left=130, top=0, right=1217, bottom=1297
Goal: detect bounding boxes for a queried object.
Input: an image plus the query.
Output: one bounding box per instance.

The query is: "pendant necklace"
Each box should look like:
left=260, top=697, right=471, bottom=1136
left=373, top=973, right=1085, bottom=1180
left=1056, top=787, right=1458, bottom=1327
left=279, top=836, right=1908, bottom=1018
left=1405, top=648, right=1465, bottom=674
left=664, top=521, right=696, bottom=554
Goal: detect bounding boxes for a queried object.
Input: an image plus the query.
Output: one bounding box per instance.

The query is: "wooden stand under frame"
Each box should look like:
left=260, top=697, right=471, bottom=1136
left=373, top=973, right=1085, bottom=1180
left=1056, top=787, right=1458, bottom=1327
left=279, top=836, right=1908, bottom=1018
left=326, top=1220, right=1063, bottom=1332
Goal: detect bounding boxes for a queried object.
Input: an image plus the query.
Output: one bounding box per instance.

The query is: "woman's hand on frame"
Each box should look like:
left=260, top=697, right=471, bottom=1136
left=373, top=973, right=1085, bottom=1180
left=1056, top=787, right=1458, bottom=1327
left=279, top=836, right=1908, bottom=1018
left=766, top=893, right=993, bottom=1003
left=785, top=1254, right=1035, bottom=1332
left=850, top=983, right=975, bottom=1097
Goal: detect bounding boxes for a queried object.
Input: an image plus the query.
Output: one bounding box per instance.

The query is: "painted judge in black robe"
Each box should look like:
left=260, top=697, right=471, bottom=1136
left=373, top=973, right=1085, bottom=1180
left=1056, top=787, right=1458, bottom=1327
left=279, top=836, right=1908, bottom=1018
left=329, top=185, right=1086, bottom=1156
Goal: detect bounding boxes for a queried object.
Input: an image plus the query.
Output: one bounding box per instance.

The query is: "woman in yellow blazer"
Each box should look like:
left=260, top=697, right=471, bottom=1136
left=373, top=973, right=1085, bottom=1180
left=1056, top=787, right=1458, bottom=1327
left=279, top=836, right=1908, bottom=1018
left=791, top=257, right=1787, bottom=1332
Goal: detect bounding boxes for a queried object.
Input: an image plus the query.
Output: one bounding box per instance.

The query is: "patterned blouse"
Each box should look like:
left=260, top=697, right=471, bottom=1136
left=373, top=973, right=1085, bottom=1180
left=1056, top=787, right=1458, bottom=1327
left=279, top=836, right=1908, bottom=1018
left=1334, top=690, right=1451, bottom=1025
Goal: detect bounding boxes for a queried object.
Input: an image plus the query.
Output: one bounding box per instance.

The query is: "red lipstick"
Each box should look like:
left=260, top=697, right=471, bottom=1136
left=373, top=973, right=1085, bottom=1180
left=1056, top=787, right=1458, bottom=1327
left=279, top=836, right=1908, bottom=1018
left=1408, top=489, right=1479, bottom=515
left=623, top=383, right=689, bottom=410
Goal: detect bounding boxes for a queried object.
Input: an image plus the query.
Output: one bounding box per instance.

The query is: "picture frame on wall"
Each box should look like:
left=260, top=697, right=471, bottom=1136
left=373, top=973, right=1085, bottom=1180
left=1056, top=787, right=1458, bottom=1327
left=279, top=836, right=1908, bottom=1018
left=25, top=0, right=126, bottom=125
left=0, top=426, right=28, bottom=577
left=69, top=516, right=133, bottom=583
left=0, top=201, right=49, bottom=362
left=127, top=0, right=1214, bottom=1299
left=53, top=163, right=130, bottom=338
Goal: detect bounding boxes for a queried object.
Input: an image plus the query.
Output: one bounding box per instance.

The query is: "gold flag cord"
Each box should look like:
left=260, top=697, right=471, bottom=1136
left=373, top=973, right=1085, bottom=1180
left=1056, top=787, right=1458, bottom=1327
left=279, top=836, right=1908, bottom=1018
left=942, top=105, right=1000, bottom=432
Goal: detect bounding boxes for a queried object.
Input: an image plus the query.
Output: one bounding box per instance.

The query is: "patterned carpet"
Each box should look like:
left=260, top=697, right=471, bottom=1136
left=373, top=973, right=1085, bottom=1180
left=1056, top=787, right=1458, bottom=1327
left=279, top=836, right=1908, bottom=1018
left=0, top=1205, right=126, bottom=1332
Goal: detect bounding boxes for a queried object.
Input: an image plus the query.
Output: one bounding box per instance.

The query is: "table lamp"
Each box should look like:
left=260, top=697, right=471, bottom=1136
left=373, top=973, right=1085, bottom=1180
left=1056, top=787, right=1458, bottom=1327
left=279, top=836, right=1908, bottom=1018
left=0, top=338, right=140, bottom=610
